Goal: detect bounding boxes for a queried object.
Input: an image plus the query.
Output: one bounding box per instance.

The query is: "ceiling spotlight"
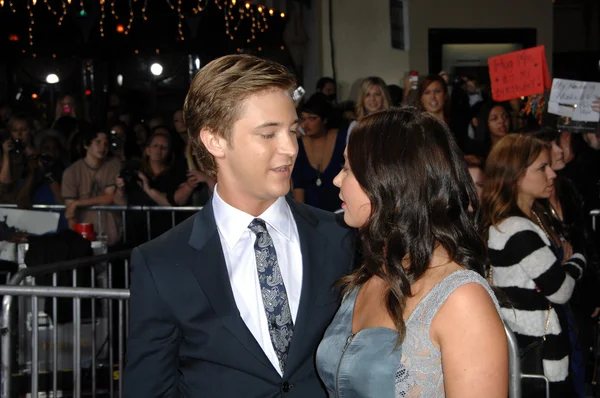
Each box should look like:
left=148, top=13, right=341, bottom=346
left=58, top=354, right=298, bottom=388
left=117, top=74, right=123, bottom=86
left=150, top=63, right=163, bottom=76
left=46, top=74, right=59, bottom=84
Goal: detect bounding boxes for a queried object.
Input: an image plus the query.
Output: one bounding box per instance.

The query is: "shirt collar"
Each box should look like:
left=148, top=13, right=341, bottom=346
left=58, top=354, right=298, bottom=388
left=212, top=184, right=294, bottom=249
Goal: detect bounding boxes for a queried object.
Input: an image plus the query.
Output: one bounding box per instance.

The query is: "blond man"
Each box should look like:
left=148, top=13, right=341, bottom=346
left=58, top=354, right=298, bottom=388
left=123, top=55, right=353, bottom=397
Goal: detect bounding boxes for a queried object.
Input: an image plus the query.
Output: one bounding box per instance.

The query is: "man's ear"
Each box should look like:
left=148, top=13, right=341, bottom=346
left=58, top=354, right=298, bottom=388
left=199, top=128, right=226, bottom=159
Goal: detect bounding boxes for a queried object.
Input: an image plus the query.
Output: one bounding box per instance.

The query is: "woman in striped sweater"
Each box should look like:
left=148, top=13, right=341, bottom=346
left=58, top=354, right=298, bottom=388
left=482, top=134, right=585, bottom=397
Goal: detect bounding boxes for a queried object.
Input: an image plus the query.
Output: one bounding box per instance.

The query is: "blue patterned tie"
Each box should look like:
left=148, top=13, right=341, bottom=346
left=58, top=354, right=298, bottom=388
left=248, top=218, right=294, bottom=374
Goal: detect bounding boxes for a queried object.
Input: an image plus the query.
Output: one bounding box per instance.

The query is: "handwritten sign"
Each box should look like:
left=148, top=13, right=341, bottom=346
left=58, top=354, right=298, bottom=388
left=548, top=78, right=600, bottom=122
left=488, top=45, right=551, bottom=102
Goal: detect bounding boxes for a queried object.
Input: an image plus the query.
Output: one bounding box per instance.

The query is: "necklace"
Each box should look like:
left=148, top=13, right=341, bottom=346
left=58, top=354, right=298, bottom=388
left=531, top=210, right=549, bottom=237
left=308, top=130, right=331, bottom=187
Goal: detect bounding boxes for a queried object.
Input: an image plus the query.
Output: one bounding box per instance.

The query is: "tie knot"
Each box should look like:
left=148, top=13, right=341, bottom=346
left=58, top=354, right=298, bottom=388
left=248, top=218, right=268, bottom=235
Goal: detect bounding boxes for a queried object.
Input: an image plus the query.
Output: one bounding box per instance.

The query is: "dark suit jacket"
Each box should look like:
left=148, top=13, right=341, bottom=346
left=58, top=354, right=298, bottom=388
left=123, top=198, right=353, bottom=397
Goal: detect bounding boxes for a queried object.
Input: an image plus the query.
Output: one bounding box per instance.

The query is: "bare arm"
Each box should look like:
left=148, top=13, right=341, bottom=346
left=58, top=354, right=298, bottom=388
left=173, top=181, right=195, bottom=206
left=144, top=188, right=171, bottom=207
left=65, top=186, right=117, bottom=222
left=434, top=283, right=508, bottom=398
left=113, top=177, right=128, bottom=206
left=0, top=141, right=14, bottom=185
left=173, top=170, right=214, bottom=206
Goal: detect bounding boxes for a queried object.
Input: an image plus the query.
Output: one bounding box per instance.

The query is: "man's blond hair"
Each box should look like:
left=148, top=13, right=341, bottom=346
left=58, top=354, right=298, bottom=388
left=183, top=55, right=297, bottom=177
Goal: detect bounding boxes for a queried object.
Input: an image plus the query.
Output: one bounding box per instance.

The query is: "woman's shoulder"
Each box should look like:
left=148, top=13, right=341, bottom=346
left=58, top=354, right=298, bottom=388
left=489, top=216, right=542, bottom=238
left=412, top=270, right=499, bottom=325
left=431, top=270, right=495, bottom=305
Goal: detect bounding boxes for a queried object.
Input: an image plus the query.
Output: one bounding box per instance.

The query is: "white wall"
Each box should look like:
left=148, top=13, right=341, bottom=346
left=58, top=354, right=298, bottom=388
left=320, top=0, right=410, bottom=101
left=313, top=0, right=553, bottom=102
left=408, top=0, right=553, bottom=74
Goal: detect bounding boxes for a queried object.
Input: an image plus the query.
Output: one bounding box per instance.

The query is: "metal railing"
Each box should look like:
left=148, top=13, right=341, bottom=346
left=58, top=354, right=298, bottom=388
left=1, top=249, right=132, bottom=398
left=505, top=323, right=550, bottom=398
left=0, top=204, right=203, bottom=243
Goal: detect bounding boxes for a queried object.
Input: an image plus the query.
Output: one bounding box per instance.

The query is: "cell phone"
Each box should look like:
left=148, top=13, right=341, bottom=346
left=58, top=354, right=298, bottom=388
left=409, top=71, right=419, bottom=90
left=293, top=86, right=306, bottom=103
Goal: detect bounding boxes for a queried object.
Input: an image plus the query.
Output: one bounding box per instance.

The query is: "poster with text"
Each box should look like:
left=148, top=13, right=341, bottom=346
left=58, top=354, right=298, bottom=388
left=488, top=45, right=551, bottom=102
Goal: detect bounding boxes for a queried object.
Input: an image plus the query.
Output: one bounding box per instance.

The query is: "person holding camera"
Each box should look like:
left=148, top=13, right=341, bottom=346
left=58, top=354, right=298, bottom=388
left=15, top=135, right=68, bottom=229
left=114, top=131, right=192, bottom=245
left=0, top=114, right=37, bottom=204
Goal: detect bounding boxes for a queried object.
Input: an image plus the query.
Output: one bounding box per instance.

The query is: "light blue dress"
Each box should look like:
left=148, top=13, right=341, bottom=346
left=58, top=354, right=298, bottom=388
left=316, top=270, right=500, bottom=397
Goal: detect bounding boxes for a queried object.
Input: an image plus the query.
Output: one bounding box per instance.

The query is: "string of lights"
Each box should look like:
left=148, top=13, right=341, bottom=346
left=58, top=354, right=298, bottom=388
left=57, top=0, right=67, bottom=26
left=177, top=0, right=184, bottom=40
left=2, top=0, right=286, bottom=48
left=99, top=0, right=105, bottom=36
left=124, top=0, right=134, bottom=35
left=141, top=0, right=147, bottom=21
left=43, top=0, right=58, bottom=16
left=27, top=0, right=34, bottom=46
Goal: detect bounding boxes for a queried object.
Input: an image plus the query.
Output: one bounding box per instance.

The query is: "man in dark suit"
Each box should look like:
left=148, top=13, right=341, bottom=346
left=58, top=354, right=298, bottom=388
left=123, top=55, right=353, bottom=397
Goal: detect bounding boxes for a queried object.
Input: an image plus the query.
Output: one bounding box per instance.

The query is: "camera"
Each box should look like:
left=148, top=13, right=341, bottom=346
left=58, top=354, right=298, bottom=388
left=39, top=154, right=56, bottom=169
left=10, top=139, right=25, bottom=154
left=119, top=160, right=141, bottom=186
left=110, top=130, right=124, bottom=152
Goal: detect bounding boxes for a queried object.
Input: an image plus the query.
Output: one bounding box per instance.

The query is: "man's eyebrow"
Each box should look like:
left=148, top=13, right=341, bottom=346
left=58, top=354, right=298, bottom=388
left=253, top=119, right=300, bottom=130
left=254, top=121, right=282, bottom=130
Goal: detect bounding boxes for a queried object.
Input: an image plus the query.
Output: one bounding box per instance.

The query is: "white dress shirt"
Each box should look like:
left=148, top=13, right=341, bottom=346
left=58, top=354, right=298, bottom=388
left=212, top=186, right=303, bottom=376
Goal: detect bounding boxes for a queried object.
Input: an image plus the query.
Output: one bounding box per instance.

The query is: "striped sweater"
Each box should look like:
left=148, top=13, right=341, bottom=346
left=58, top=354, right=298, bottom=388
left=488, top=216, right=585, bottom=384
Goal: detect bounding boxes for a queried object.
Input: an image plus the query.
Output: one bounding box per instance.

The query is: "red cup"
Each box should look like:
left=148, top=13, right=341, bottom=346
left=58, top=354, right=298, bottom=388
left=75, top=223, right=96, bottom=241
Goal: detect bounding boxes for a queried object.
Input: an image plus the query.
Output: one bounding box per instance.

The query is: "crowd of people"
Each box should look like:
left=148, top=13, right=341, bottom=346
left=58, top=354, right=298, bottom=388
left=0, top=95, right=215, bottom=248
left=1, top=55, right=600, bottom=397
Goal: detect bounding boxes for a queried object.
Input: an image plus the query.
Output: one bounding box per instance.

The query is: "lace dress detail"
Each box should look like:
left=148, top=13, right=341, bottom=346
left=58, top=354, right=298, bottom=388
left=394, top=270, right=501, bottom=397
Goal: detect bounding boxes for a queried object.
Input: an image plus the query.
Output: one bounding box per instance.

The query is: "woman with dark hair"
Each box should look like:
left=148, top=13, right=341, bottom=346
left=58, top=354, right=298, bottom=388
left=482, top=134, right=585, bottom=397
left=417, top=74, right=451, bottom=125
left=467, top=101, right=512, bottom=159
left=316, top=107, right=508, bottom=397
left=292, top=92, right=346, bottom=211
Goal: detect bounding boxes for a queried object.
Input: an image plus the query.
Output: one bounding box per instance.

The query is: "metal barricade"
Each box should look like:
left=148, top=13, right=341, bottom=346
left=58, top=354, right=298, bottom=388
left=1, top=250, right=132, bottom=398
left=505, top=323, right=550, bottom=398
left=0, top=204, right=203, bottom=244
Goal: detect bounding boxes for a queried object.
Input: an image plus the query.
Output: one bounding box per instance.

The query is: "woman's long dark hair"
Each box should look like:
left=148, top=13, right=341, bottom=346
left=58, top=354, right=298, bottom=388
left=341, top=107, right=487, bottom=343
left=475, top=101, right=513, bottom=148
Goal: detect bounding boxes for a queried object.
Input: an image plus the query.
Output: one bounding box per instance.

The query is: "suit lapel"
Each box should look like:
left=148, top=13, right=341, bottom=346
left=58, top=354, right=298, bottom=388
left=186, top=201, right=276, bottom=374
left=284, top=199, right=328, bottom=376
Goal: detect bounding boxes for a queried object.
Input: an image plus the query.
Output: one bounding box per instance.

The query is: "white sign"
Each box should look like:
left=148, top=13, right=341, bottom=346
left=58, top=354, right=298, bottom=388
left=0, top=208, right=59, bottom=238
left=548, top=78, right=600, bottom=122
